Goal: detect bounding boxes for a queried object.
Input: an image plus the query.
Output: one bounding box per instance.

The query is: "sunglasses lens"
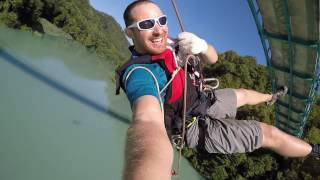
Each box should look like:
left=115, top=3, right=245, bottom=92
left=158, top=16, right=167, bottom=26
left=138, top=19, right=155, bottom=30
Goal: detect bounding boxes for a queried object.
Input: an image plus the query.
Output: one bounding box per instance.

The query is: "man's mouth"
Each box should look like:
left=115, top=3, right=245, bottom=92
left=151, top=38, right=163, bottom=44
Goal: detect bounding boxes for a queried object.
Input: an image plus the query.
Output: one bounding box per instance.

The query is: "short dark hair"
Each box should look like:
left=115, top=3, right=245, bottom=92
left=123, top=0, right=156, bottom=27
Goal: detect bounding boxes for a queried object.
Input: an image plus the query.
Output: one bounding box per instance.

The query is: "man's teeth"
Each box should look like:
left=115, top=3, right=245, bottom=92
left=152, top=38, right=162, bottom=43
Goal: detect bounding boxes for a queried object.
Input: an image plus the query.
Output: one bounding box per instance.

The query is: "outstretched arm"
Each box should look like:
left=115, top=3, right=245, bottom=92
left=123, top=95, right=173, bottom=180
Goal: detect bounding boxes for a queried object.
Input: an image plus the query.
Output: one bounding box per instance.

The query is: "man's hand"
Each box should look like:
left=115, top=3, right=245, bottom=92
left=177, top=32, right=208, bottom=55
left=177, top=32, right=218, bottom=64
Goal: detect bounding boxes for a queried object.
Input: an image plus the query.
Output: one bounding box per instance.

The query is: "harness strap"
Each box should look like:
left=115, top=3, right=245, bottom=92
left=196, top=116, right=207, bottom=154
left=160, top=67, right=181, bottom=94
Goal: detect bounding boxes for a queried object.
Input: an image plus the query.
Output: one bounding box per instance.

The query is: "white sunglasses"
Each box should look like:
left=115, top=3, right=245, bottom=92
left=127, top=15, right=167, bottom=30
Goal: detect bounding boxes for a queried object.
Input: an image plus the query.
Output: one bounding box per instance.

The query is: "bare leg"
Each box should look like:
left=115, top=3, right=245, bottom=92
left=234, top=88, right=272, bottom=108
left=260, top=122, right=312, bottom=157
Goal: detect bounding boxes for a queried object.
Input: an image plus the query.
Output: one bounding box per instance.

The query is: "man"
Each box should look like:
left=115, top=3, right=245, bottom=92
left=117, top=1, right=319, bottom=179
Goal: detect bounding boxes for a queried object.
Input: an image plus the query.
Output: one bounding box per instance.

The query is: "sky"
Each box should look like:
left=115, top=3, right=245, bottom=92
left=89, top=0, right=266, bottom=65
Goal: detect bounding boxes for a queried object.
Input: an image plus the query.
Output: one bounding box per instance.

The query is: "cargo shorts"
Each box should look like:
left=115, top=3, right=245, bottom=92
left=186, top=88, right=263, bottom=154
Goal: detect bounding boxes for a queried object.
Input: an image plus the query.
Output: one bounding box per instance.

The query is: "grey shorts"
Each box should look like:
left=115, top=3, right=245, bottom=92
left=207, top=88, right=237, bottom=119
left=186, top=88, right=263, bottom=154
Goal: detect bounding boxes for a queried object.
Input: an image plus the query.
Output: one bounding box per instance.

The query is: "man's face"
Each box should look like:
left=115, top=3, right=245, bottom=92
left=126, top=3, right=168, bottom=55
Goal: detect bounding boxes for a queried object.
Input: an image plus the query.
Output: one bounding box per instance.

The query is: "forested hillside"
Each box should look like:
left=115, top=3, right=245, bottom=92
left=184, top=51, right=320, bottom=180
left=0, top=0, right=130, bottom=65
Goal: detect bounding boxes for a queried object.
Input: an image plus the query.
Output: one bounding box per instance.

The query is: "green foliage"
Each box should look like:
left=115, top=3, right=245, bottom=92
left=0, top=0, right=130, bottom=65
left=305, top=98, right=320, bottom=129
left=203, top=51, right=274, bottom=123
left=210, top=166, right=228, bottom=180
left=305, top=97, right=320, bottom=144
left=286, top=170, right=299, bottom=180
left=306, top=127, right=320, bottom=144
left=301, top=172, right=313, bottom=180
left=241, top=154, right=275, bottom=178
left=0, top=11, right=18, bottom=27
left=203, top=51, right=270, bottom=92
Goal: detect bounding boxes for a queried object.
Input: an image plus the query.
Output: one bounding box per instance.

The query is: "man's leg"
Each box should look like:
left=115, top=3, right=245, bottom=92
left=234, top=86, right=287, bottom=108
left=260, top=122, right=312, bottom=157
left=234, top=88, right=272, bottom=107
left=194, top=116, right=318, bottom=158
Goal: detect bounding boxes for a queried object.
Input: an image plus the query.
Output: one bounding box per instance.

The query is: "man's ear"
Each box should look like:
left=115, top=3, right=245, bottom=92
left=125, top=28, right=133, bottom=38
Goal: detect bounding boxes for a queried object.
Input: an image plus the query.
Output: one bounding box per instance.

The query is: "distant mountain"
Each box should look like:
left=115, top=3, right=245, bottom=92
left=0, top=0, right=130, bottom=65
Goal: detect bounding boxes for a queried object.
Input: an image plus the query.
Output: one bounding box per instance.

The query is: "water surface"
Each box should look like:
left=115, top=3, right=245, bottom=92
left=0, top=27, right=203, bottom=180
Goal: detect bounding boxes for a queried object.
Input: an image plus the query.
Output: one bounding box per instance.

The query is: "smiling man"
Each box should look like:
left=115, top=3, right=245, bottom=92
left=125, top=5, right=168, bottom=54
left=117, top=1, right=319, bottom=180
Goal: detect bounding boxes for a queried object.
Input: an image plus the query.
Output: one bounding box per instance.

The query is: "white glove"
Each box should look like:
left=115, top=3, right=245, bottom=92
left=177, top=32, right=208, bottom=55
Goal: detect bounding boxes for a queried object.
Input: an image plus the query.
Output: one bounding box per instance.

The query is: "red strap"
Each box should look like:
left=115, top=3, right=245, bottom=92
left=151, top=49, right=184, bottom=104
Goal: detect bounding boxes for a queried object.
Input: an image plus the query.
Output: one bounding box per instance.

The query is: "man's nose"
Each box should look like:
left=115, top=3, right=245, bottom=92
left=153, top=23, right=162, bottom=34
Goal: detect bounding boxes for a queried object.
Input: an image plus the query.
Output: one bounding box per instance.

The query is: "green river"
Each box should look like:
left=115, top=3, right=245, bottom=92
left=0, top=27, right=203, bottom=180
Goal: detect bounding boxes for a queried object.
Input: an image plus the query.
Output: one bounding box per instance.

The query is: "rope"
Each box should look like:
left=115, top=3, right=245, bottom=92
left=170, top=0, right=185, bottom=32
left=170, top=0, right=218, bottom=177
left=160, top=67, right=181, bottom=94
left=170, top=0, right=193, bottom=178
left=172, top=55, right=199, bottom=179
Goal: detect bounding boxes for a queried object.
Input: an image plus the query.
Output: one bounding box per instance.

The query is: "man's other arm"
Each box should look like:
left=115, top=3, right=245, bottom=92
left=199, top=44, right=218, bottom=64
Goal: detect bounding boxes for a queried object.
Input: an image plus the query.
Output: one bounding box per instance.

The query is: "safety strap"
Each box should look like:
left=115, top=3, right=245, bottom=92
left=196, top=116, right=207, bottom=154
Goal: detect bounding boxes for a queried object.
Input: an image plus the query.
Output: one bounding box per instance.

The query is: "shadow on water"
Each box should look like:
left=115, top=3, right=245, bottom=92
left=0, top=48, right=131, bottom=124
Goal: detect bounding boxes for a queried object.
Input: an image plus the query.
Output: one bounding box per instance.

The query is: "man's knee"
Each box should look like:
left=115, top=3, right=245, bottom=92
left=260, top=123, right=282, bottom=148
